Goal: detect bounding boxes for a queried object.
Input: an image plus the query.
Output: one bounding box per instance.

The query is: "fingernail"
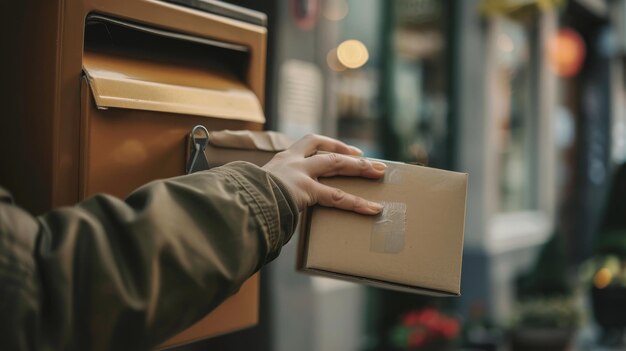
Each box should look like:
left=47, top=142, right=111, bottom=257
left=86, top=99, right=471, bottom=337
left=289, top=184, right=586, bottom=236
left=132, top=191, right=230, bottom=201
left=350, top=146, right=363, bottom=155
left=369, top=201, right=384, bottom=212
left=372, top=161, right=387, bottom=171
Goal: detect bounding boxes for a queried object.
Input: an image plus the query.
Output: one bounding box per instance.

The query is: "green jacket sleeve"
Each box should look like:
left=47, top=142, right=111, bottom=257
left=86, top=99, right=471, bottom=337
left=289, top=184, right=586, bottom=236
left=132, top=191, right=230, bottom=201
left=0, top=161, right=298, bottom=351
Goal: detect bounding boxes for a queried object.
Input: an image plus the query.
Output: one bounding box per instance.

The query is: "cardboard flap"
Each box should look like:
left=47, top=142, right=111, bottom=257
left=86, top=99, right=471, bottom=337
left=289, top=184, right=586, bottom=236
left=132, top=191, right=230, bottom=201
left=82, top=51, right=265, bottom=123
left=208, top=130, right=293, bottom=151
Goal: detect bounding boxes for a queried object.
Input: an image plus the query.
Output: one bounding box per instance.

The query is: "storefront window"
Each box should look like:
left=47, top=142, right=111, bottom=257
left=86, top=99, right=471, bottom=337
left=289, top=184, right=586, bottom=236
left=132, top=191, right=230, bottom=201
left=385, top=0, right=450, bottom=167
left=326, top=0, right=384, bottom=157
left=324, top=0, right=451, bottom=165
left=494, top=15, right=538, bottom=212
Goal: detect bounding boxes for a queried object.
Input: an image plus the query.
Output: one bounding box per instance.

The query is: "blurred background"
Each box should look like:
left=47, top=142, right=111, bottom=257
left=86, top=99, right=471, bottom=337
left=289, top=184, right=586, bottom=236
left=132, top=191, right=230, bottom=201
left=182, top=0, right=626, bottom=350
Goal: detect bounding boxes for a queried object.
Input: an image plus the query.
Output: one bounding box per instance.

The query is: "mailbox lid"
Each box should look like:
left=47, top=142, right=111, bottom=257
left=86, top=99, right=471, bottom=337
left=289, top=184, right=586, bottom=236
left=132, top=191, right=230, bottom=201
left=82, top=51, right=265, bottom=123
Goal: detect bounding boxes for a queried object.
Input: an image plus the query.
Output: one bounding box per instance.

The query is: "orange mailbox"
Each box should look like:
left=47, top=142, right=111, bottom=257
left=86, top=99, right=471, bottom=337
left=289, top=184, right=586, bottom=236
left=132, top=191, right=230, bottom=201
left=1, top=0, right=268, bottom=348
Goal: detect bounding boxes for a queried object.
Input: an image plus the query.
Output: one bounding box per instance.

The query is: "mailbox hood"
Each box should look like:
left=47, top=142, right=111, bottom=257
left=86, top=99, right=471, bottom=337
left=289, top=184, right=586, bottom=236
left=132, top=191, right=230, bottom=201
left=82, top=51, right=265, bottom=123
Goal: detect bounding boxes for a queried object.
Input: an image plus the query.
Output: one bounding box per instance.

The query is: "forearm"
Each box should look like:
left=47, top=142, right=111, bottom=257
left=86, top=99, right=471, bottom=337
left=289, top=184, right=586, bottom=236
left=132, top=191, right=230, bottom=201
left=0, top=162, right=297, bottom=350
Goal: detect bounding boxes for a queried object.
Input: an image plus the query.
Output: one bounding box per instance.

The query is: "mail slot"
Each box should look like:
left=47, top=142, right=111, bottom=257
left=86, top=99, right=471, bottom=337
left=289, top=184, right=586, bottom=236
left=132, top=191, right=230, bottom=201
left=80, top=15, right=265, bottom=199
left=1, top=0, right=269, bottom=348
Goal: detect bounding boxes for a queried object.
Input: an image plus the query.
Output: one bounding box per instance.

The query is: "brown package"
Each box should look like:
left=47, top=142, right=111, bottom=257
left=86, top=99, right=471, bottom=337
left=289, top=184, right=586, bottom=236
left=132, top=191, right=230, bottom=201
left=297, top=161, right=468, bottom=297
left=203, top=129, right=294, bottom=169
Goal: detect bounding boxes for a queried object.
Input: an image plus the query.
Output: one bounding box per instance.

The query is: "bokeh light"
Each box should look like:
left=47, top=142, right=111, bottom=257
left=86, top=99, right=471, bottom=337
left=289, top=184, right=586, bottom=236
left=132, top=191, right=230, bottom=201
left=547, top=28, right=586, bottom=78
left=322, top=0, right=349, bottom=21
left=326, top=48, right=346, bottom=72
left=336, top=39, right=369, bottom=69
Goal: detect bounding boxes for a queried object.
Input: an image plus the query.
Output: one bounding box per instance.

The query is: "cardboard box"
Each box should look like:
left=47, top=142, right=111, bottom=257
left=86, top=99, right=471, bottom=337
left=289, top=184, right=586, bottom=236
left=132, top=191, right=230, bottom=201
left=297, top=161, right=468, bottom=297
left=203, top=129, right=294, bottom=169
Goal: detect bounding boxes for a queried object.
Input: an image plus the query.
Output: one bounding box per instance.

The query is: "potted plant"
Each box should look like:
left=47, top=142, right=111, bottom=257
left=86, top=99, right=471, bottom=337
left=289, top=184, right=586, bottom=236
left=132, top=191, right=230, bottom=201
left=580, top=251, right=626, bottom=345
left=583, top=253, right=626, bottom=325
left=389, top=308, right=460, bottom=350
left=511, top=234, right=583, bottom=351
left=582, top=163, right=626, bottom=345
left=509, top=296, right=582, bottom=351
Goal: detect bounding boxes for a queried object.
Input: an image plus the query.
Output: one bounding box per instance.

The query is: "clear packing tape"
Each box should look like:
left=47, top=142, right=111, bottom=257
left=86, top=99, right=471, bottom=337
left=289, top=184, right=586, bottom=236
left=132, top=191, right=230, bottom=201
left=371, top=202, right=407, bottom=254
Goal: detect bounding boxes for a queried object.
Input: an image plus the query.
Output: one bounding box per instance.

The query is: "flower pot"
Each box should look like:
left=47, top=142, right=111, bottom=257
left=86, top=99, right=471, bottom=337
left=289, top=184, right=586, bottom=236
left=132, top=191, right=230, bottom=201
left=510, top=328, right=574, bottom=351
left=591, top=286, right=626, bottom=329
left=591, top=286, right=626, bottom=346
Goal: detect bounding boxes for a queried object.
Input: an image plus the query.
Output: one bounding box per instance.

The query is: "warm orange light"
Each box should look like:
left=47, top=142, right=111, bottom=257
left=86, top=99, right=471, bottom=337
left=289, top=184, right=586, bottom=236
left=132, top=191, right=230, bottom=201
left=337, top=40, right=369, bottom=69
left=594, top=267, right=613, bottom=289
left=547, top=28, right=586, bottom=78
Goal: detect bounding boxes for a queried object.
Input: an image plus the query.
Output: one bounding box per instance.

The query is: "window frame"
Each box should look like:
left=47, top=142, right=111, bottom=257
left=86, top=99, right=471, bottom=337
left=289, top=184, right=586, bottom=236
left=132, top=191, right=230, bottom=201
left=484, top=11, right=558, bottom=253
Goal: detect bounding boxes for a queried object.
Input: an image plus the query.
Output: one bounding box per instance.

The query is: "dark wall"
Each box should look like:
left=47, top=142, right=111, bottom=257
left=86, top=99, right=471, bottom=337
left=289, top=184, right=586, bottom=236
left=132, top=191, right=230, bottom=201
left=560, top=2, right=612, bottom=263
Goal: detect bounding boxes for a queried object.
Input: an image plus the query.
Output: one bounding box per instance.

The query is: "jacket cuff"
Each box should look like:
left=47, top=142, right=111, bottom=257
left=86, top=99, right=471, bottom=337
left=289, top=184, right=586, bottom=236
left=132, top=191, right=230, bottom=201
left=266, top=171, right=300, bottom=246
left=221, top=162, right=299, bottom=263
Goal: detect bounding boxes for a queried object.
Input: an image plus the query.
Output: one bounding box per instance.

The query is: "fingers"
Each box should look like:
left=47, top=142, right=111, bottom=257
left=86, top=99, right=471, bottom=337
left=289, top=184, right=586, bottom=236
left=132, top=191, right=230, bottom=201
left=314, top=183, right=383, bottom=215
left=271, top=133, right=383, bottom=215
left=290, top=134, right=362, bottom=157
left=306, top=153, right=386, bottom=178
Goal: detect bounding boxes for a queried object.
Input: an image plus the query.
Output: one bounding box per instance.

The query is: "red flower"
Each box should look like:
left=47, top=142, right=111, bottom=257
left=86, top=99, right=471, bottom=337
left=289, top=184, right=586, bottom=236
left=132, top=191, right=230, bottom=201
left=439, top=319, right=460, bottom=339
left=393, top=308, right=460, bottom=348
left=408, top=329, right=428, bottom=348
left=402, top=311, right=421, bottom=326
left=416, top=308, right=439, bottom=326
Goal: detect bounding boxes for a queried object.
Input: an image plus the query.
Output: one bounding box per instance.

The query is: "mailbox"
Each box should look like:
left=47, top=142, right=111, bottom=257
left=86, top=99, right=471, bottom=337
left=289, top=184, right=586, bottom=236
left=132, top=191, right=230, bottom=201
left=1, top=0, right=269, bottom=348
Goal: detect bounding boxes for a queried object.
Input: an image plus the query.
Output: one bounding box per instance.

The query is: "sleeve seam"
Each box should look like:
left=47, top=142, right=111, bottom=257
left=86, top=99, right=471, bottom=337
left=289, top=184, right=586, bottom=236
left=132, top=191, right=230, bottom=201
left=224, top=169, right=280, bottom=253
left=266, top=174, right=299, bottom=235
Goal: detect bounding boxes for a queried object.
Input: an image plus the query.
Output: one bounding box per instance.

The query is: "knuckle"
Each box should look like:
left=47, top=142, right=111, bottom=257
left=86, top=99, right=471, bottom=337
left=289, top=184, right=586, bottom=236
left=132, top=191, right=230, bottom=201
left=331, top=189, right=346, bottom=203
left=326, top=153, right=341, bottom=166
left=273, top=151, right=288, bottom=160
left=358, top=158, right=368, bottom=170
left=353, top=197, right=366, bottom=210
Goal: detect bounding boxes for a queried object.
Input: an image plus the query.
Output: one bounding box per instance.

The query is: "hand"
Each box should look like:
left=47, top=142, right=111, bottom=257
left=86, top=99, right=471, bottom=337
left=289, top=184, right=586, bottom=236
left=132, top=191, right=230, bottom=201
left=263, top=134, right=386, bottom=215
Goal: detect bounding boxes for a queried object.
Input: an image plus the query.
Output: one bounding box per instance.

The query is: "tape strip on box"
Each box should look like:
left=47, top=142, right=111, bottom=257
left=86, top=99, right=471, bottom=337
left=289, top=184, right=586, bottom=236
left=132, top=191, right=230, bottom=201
left=370, top=202, right=407, bottom=254
left=382, top=168, right=403, bottom=184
